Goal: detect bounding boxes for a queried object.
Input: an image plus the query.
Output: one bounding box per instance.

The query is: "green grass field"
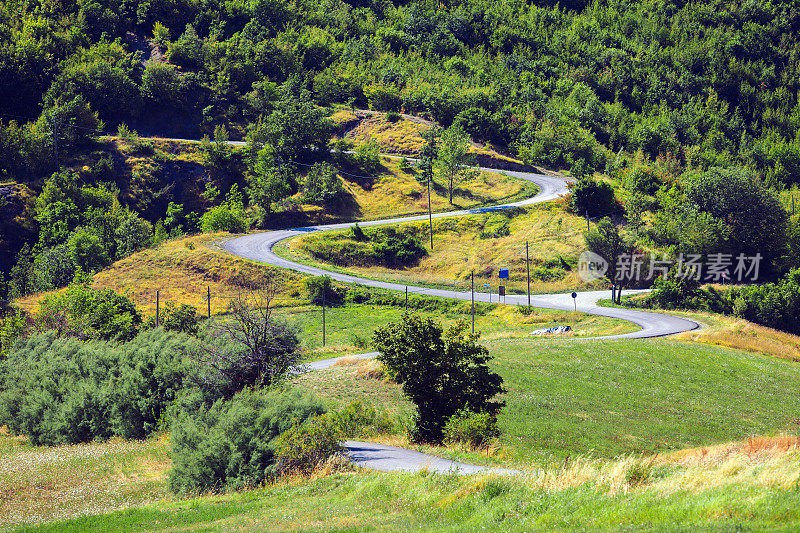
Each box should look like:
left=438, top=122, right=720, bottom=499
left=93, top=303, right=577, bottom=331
left=297, top=337, right=800, bottom=467
left=5, top=334, right=800, bottom=531
left=14, top=445, right=800, bottom=532
left=280, top=302, right=638, bottom=361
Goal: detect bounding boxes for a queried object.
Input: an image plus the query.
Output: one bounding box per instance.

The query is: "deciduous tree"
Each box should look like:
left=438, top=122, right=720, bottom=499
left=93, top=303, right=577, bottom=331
left=372, top=313, right=504, bottom=443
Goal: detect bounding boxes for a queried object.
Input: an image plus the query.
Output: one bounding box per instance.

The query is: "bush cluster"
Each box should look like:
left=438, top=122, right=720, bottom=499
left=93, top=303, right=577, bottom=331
left=36, top=283, right=142, bottom=342
left=443, top=409, right=500, bottom=448
left=302, top=226, right=427, bottom=268
left=0, top=329, right=190, bottom=445
left=168, top=388, right=327, bottom=493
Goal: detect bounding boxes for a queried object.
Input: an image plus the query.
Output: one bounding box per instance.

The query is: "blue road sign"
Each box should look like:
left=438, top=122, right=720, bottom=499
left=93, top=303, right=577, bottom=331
left=498, top=268, right=509, bottom=279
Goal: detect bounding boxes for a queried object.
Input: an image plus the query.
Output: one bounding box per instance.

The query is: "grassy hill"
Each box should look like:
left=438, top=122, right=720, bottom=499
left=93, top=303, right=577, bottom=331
left=296, top=337, right=800, bottom=468
left=280, top=202, right=596, bottom=294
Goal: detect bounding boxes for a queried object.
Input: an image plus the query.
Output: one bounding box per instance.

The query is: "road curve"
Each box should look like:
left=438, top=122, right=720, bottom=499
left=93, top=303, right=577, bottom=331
left=222, top=167, right=699, bottom=340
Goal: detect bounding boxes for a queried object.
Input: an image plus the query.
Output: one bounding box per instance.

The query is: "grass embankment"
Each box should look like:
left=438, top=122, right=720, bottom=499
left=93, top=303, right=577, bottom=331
left=298, top=338, right=800, bottom=467
left=605, top=293, right=800, bottom=363
left=282, top=203, right=602, bottom=294
left=10, top=435, right=800, bottom=531
left=332, top=156, right=536, bottom=222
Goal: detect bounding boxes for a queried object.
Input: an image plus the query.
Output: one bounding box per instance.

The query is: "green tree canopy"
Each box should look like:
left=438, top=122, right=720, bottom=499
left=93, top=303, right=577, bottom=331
left=372, top=313, right=505, bottom=444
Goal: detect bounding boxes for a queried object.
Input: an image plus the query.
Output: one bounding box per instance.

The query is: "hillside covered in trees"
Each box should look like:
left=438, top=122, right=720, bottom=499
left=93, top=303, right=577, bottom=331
left=3, top=0, right=800, bottom=178
left=1, top=0, right=800, bottom=301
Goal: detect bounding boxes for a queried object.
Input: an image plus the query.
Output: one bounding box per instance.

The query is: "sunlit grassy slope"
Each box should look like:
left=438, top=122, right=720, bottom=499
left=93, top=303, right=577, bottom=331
left=11, top=434, right=800, bottom=531
left=332, top=156, right=536, bottom=222
left=284, top=202, right=599, bottom=294
left=337, top=110, right=528, bottom=166
left=613, top=294, right=800, bottom=363
left=297, top=337, right=800, bottom=466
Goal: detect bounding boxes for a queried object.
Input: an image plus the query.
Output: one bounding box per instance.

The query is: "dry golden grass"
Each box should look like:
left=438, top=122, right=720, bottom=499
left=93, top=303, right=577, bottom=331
left=18, top=234, right=306, bottom=317
left=673, top=311, right=800, bottom=363
left=331, top=358, right=388, bottom=381
left=330, top=109, right=360, bottom=129
left=0, top=428, right=170, bottom=528
left=521, top=434, right=800, bottom=496
left=346, top=115, right=427, bottom=155
left=289, top=203, right=599, bottom=294
left=343, top=112, right=524, bottom=165
left=333, top=158, right=530, bottom=221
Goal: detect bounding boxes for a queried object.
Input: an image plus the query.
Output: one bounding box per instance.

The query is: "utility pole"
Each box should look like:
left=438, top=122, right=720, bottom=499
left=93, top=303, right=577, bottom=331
left=420, top=126, right=439, bottom=251
left=471, top=271, right=475, bottom=335
left=207, top=286, right=211, bottom=318
left=322, top=286, right=326, bottom=347
left=52, top=119, right=59, bottom=171
left=427, top=170, right=434, bottom=250
left=405, top=286, right=408, bottom=311
left=155, top=290, right=160, bottom=327
left=526, top=241, right=531, bottom=309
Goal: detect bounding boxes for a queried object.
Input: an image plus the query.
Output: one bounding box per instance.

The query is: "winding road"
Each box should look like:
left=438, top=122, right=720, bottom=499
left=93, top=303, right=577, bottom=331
left=222, top=164, right=701, bottom=474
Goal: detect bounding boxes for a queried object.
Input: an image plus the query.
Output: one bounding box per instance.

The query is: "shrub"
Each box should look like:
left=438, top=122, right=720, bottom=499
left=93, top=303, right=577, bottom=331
left=168, top=388, right=326, bottom=493
left=0, top=310, right=28, bottom=359
left=644, top=272, right=706, bottom=310
left=398, top=157, right=414, bottom=173
left=304, top=275, right=343, bottom=306
left=350, top=223, right=366, bottom=241
left=201, top=204, right=248, bottom=234
left=162, top=303, right=199, bottom=335
left=385, top=111, right=401, bottom=122
left=274, top=413, right=343, bottom=475
left=568, top=177, right=616, bottom=218
left=372, top=228, right=427, bottom=268
left=333, top=400, right=395, bottom=438
left=623, top=166, right=660, bottom=195
left=443, top=409, right=500, bottom=448
left=301, top=162, right=344, bottom=205
left=479, top=217, right=510, bottom=239
left=354, top=139, right=381, bottom=174
left=141, top=61, right=181, bottom=105
left=0, top=329, right=190, bottom=445
left=36, top=284, right=142, bottom=342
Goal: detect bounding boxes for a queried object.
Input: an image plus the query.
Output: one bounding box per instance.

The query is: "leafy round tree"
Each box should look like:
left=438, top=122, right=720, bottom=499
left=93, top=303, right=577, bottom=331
left=372, top=313, right=505, bottom=443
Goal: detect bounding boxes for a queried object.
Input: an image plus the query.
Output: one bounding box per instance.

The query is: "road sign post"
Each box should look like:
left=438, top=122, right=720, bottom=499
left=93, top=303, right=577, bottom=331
left=571, top=291, right=577, bottom=312
left=526, top=241, right=531, bottom=309
left=471, top=271, right=475, bottom=334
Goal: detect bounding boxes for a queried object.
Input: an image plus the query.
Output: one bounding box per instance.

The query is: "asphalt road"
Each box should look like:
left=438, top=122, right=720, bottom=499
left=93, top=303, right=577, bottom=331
left=343, top=441, right=520, bottom=475
left=222, top=165, right=700, bottom=474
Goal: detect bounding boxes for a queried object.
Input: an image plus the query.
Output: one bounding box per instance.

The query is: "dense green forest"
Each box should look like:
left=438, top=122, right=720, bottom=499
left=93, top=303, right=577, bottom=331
left=1, top=0, right=800, bottom=301
left=2, top=0, right=799, bottom=175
